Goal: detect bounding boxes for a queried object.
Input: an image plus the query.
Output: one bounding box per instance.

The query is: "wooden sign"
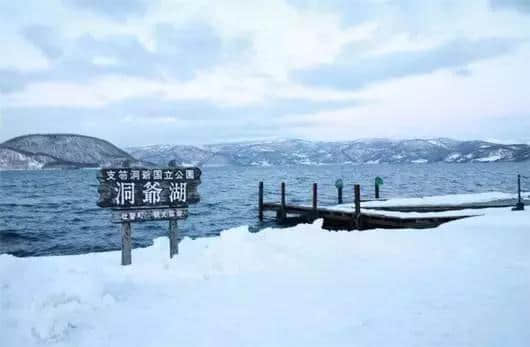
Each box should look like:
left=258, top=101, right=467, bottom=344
left=97, top=167, right=201, bottom=208
left=96, top=164, right=202, bottom=265
left=111, top=208, right=188, bottom=223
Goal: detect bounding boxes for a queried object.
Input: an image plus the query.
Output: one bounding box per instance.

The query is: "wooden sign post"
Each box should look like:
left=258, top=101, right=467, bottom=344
left=97, top=162, right=201, bottom=265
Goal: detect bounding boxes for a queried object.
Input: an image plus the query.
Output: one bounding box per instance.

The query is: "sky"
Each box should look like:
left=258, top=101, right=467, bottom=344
left=0, top=0, right=529, bottom=147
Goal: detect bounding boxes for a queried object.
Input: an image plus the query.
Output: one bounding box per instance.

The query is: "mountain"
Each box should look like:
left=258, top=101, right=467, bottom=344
left=0, top=134, right=139, bottom=170
left=2, top=135, right=528, bottom=170
left=127, top=138, right=530, bottom=167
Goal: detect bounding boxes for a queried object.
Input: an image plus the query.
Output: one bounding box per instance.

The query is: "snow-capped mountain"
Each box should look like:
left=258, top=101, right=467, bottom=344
left=127, top=138, right=530, bottom=167
left=0, top=134, right=140, bottom=170
left=2, top=135, right=528, bottom=170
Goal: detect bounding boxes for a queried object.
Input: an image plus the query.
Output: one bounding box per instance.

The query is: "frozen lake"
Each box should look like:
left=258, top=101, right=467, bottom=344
left=1, top=162, right=529, bottom=256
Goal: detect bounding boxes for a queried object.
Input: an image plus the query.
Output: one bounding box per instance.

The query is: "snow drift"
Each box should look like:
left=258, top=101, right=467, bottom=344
left=1, top=206, right=529, bottom=346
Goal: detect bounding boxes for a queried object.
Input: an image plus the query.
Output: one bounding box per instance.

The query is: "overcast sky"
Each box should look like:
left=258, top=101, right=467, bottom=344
left=1, top=0, right=529, bottom=146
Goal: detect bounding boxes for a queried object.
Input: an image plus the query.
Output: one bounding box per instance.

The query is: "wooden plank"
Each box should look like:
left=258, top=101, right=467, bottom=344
left=121, top=222, right=132, bottom=266
left=111, top=208, right=188, bottom=223
left=262, top=201, right=477, bottom=230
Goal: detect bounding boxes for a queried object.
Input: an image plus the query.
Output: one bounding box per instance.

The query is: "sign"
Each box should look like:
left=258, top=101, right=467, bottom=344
left=96, top=164, right=202, bottom=265
left=335, top=178, right=344, bottom=189
left=97, top=167, right=201, bottom=208
left=112, top=208, right=188, bottom=223
left=375, top=176, right=384, bottom=186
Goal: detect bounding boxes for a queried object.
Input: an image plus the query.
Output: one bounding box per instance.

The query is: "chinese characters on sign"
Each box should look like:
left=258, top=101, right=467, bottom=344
left=104, top=168, right=196, bottom=182
left=116, top=182, right=136, bottom=205
left=97, top=167, right=201, bottom=208
left=111, top=208, right=188, bottom=223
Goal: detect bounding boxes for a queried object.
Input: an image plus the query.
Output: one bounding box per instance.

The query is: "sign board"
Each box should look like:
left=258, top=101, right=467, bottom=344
left=335, top=178, right=344, bottom=189
left=375, top=176, right=384, bottom=186
left=112, top=208, right=188, bottom=223
left=97, top=167, right=201, bottom=208
left=96, top=165, right=202, bottom=265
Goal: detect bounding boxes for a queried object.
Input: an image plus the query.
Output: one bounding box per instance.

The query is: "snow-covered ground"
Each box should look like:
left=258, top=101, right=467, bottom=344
left=1, top=205, right=529, bottom=346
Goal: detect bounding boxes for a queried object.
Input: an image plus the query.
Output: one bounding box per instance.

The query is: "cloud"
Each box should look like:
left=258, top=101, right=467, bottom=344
left=1, top=0, right=530, bottom=145
left=0, top=97, right=362, bottom=145
left=63, top=0, right=148, bottom=20
left=0, top=69, right=26, bottom=93
left=21, top=25, right=63, bottom=59
left=293, top=37, right=524, bottom=89
left=3, top=22, right=245, bottom=94
left=490, top=0, right=530, bottom=14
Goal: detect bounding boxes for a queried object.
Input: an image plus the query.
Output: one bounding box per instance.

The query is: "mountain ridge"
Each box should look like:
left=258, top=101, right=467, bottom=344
left=0, top=134, right=141, bottom=170
left=2, top=134, right=529, bottom=170
left=127, top=138, right=530, bottom=167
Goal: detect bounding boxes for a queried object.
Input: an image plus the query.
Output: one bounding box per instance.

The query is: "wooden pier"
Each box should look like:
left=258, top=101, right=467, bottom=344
left=257, top=181, right=518, bottom=231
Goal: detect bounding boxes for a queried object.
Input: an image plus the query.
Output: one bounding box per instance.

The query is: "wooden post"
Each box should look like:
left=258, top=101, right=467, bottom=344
left=121, top=222, right=132, bottom=266
left=338, top=186, right=343, bottom=204
left=514, top=174, right=525, bottom=211
left=375, top=183, right=380, bottom=199
left=312, top=183, right=318, bottom=218
left=281, top=182, right=286, bottom=208
left=354, top=184, right=361, bottom=229
left=169, top=219, right=179, bottom=258
left=518, top=174, right=522, bottom=203
left=258, top=181, right=264, bottom=221
left=354, top=184, right=361, bottom=215
left=279, top=182, right=286, bottom=222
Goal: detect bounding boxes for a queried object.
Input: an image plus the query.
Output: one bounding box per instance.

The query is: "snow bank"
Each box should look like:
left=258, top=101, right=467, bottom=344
left=1, top=208, right=530, bottom=347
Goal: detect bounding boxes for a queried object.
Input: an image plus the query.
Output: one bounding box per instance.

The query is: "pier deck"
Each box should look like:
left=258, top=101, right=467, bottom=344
left=259, top=181, right=527, bottom=231
left=262, top=202, right=478, bottom=230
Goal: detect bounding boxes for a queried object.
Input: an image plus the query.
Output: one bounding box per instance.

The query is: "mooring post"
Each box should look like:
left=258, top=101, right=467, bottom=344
left=169, top=219, right=179, bottom=258
left=335, top=179, right=344, bottom=204
left=354, top=184, right=361, bottom=229
left=279, top=182, right=286, bottom=222
left=258, top=181, right=264, bottom=221
left=513, top=174, right=525, bottom=211
left=121, top=221, right=132, bottom=266
left=312, top=183, right=318, bottom=219
left=375, top=176, right=383, bottom=199
left=518, top=174, right=522, bottom=203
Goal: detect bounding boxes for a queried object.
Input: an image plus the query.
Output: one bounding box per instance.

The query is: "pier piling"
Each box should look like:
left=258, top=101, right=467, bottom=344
left=513, top=174, right=525, bottom=211
left=279, top=182, right=286, bottom=222
left=354, top=184, right=361, bottom=229
left=258, top=181, right=264, bottom=221
left=313, top=183, right=318, bottom=218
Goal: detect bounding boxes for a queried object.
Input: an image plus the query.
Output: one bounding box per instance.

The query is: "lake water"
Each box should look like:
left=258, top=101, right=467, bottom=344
left=1, top=162, right=529, bottom=257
